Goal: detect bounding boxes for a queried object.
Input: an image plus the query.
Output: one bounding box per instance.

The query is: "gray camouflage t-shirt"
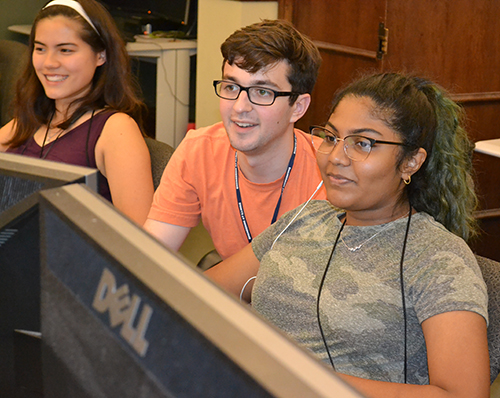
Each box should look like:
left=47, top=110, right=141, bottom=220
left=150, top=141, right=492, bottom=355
left=252, top=200, right=488, bottom=384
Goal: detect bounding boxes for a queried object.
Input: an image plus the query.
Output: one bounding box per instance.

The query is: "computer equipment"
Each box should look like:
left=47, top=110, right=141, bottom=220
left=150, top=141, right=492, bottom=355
left=0, top=152, right=98, bottom=397
left=39, top=184, right=364, bottom=398
left=101, top=0, right=197, bottom=40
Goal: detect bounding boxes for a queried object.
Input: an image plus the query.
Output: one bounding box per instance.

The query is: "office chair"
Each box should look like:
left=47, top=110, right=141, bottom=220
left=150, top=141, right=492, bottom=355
left=197, top=249, right=222, bottom=271
left=476, top=255, right=500, bottom=384
left=144, top=137, right=174, bottom=190
left=0, top=40, right=28, bottom=127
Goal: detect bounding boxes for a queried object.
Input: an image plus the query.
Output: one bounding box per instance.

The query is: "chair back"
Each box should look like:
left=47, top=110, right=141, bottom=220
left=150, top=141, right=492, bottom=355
left=476, top=255, right=500, bottom=384
left=144, top=137, right=174, bottom=190
left=0, top=40, right=28, bottom=126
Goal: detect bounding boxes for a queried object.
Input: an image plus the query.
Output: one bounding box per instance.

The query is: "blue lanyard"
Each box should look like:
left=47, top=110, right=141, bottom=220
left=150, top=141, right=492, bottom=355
left=235, top=134, right=297, bottom=243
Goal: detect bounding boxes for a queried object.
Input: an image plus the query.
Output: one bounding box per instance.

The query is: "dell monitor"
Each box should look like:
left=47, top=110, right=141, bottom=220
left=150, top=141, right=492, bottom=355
left=0, top=152, right=98, bottom=397
left=39, top=184, right=364, bottom=398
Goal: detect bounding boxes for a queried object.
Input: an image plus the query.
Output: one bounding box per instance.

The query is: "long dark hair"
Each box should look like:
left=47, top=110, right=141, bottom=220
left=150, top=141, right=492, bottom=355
left=8, top=0, right=146, bottom=147
left=329, top=72, right=478, bottom=241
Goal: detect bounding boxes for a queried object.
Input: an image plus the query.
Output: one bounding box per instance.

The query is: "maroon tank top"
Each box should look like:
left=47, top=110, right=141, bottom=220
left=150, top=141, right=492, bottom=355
left=8, top=111, right=117, bottom=201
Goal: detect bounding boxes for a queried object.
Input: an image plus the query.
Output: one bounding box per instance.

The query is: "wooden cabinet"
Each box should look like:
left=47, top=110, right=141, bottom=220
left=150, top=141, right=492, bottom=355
left=279, top=0, right=500, bottom=260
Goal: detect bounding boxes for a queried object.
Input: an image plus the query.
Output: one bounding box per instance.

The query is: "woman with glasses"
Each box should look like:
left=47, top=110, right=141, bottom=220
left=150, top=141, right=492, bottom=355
left=206, top=72, right=489, bottom=397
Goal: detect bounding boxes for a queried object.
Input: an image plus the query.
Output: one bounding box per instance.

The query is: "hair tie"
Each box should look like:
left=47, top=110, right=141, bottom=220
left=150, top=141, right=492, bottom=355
left=43, top=0, right=100, bottom=36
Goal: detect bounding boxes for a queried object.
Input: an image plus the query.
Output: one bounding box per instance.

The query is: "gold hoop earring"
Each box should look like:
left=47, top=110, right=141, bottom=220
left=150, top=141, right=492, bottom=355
left=403, top=175, right=411, bottom=185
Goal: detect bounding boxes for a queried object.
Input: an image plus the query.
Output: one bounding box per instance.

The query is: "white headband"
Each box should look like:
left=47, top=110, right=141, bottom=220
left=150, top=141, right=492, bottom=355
left=43, top=0, right=100, bottom=36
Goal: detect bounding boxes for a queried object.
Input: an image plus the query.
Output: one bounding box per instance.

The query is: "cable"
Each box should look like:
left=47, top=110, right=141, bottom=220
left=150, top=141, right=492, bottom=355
left=270, top=181, right=323, bottom=250
left=399, top=205, right=413, bottom=384
left=317, top=218, right=346, bottom=370
left=240, top=181, right=324, bottom=302
left=240, top=276, right=257, bottom=302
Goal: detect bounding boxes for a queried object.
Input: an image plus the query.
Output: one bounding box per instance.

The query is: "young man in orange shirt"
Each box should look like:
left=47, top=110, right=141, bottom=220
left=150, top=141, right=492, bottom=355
left=144, top=20, right=325, bottom=260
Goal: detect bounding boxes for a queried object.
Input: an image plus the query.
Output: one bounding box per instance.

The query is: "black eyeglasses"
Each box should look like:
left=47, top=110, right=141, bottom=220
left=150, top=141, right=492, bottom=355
left=310, top=125, right=408, bottom=162
left=213, top=80, right=298, bottom=106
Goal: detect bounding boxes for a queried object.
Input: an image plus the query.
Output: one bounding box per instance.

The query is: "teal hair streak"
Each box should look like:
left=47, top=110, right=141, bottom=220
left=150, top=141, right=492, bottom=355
left=415, top=84, right=478, bottom=241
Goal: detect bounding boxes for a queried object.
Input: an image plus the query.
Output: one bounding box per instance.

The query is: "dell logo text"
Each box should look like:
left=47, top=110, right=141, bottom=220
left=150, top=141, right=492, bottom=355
left=92, top=268, right=153, bottom=357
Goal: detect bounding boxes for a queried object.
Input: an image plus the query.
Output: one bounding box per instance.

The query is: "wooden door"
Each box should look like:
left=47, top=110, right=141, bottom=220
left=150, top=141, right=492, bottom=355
left=280, top=0, right=387, bottom=129
left=279, top=0, right=500, bottom=260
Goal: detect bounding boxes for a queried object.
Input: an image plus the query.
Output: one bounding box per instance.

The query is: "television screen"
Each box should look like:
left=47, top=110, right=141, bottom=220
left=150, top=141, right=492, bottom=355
left=0, top=152, right=98, bottom=397
left=39, top=184, right=364, bottom=398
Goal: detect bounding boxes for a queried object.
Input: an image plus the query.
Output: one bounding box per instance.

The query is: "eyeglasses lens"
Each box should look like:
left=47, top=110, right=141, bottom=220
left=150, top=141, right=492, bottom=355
left=215, top=81, right=275, bottom=106
left=311, top=128, right=372, bottom=161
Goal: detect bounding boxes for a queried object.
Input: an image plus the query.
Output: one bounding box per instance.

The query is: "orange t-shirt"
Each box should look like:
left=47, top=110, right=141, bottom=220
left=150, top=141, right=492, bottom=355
left=148, top=122, right=326, bottom=259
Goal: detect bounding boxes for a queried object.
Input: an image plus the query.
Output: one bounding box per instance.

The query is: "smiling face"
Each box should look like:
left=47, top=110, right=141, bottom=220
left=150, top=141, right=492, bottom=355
left=32, top=15, right=105, bottom=114
left=219, top=60, right=308, bottom=157
left=317, top=95, right=418, bottom=225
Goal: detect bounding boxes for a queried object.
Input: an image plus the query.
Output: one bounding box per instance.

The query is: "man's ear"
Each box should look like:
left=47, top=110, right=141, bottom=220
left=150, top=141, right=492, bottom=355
left=289, top=93, right=311, bottom=124
left=401, top=147, right=427, bottom=181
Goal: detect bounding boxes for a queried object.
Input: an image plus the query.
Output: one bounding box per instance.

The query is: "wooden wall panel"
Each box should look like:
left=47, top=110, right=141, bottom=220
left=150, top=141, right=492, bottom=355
left=280, top=0, right=385, bottom=132
left=279, top=0, right=500, bottom=260
left=384, top=0, right=500, bottom=93
left=296, top=52, right=378, bottom=132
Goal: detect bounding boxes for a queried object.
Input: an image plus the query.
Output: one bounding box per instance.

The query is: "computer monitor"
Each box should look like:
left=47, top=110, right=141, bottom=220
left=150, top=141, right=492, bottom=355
left=101, top=0, right=197, bottom=39
left=0, top=152, right=98, bottom=397
left=39, top=184, right=364, bottom=398
left=101, top=0, right=192, bottom=26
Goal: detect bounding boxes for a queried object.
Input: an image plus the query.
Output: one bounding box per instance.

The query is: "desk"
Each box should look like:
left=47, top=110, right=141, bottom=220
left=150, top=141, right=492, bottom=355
left=475, top=138, right=500, bottom=158
left=8, top=25, right=196, bottom=147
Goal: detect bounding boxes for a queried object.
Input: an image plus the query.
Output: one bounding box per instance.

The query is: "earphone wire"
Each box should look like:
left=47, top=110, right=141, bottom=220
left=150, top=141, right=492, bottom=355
left=239, top=180, right=324, bottom=302
left=270, top=180, right=323, bottom=250
left=239, top=276, right=257, bottom=302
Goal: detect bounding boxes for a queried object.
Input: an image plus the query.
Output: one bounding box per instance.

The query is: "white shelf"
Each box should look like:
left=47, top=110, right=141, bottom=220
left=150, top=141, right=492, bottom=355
left=474, top=139, right=500, bottom=158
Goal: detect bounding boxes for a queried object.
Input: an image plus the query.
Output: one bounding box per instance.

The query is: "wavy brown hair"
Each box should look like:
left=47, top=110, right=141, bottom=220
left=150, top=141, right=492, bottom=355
left=8, top=0, right=146, bottom=148
left=220, top=19, right=322, bottom=105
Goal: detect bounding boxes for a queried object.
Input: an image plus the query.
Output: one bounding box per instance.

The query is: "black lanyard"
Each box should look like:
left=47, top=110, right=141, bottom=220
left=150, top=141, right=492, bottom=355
left=235, top=134, right=297, bottom=243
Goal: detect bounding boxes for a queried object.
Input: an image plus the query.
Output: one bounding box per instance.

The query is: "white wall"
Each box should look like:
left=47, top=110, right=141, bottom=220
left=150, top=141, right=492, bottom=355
left=195, top=0, right=278, bottom=128
left=0, top=0, right=45, bottom=41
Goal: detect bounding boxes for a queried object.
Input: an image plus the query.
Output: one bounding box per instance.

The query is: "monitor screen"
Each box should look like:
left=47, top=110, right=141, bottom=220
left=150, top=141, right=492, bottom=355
left=0, top=152, right=98, bottom=397
left=101, top=0, right=192, bottom=26
left=39, top=184, right=364, bottom=398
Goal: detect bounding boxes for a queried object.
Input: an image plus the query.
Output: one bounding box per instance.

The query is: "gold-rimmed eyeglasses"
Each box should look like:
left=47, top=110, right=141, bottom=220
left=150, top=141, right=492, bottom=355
left=309, top=125, right=408, bottom=162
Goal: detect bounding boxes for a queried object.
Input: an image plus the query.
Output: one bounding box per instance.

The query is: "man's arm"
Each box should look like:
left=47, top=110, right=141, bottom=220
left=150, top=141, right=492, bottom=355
left=143, top=219, right=191, bottom=252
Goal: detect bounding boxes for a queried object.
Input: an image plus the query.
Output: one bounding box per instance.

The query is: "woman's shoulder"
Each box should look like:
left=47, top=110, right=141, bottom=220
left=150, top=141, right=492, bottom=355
left=279, top=199, right=341, bottom=228
left=412, top=212, right=467, bottom=245
left=0, top=120, right=16, bottom=151
left=98, top=111, right=141, bottom=137
left=100, top=110, right=134, bottom=125
left=409, top=212, right=476, bottom=265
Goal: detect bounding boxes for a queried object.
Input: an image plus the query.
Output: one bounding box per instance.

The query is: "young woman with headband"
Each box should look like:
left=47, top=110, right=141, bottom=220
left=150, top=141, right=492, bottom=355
left=206, top=72, right=489, bottom=398
left=0, top=0, right=154, bottom=224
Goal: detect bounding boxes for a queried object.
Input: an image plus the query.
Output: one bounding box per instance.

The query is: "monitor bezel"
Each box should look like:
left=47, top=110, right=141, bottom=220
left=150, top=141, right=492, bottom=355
left=39, top=183, right=364, bottom=398
left=0, top=152, right=98, bottom=228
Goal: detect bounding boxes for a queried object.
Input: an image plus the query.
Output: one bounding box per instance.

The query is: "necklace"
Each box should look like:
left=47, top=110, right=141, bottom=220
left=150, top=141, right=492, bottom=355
left=341, top=211, right=410, bottom=252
